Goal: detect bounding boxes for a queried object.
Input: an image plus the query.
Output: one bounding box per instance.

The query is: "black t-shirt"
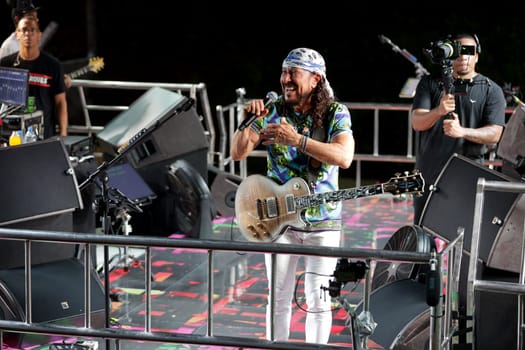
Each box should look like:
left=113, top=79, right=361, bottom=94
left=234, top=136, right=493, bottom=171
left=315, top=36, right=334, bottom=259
left=0, top=51, right=66, bottom=138
left=412, top=73, right=506, bottom=188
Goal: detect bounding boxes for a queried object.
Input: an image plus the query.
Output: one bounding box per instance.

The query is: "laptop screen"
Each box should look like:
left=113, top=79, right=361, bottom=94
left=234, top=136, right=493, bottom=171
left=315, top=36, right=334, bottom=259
left=0, top=66, right=29, bottom=107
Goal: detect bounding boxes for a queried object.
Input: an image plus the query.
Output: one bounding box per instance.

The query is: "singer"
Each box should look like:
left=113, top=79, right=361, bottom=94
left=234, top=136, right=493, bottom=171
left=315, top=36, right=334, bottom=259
left=230, top=48, right=355, bottom=344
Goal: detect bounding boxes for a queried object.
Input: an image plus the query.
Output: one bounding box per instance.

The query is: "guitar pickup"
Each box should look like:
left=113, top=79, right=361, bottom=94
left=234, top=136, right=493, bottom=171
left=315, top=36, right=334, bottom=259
left=256, top=199, right=264, bottom=219
left=285, top=194, right=296, bottom=214
left=265, top=197, right=278, bottom=218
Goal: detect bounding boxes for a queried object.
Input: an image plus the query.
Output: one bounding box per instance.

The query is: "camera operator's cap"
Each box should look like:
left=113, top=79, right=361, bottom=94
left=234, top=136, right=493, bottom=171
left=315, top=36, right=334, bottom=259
left=282, top=48, right=334, bottom=97
left=11, top=0, right=40, bottom=21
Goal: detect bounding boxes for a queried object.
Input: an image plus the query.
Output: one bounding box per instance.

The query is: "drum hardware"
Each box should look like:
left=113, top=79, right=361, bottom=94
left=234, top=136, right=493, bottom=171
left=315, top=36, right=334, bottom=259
left=328, top=260, right=375, bottom=350
left=325, top=258, right=368, bottom=298
left=337, top=296, right=376, bottom=350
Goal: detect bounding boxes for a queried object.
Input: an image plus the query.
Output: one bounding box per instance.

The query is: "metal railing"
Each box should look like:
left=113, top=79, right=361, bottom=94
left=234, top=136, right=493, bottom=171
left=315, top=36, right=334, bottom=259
left=216, top=94, right=419, bottom=185
left=215, top=89, right=515, bottom=186
left=67, top=79, right=218, bottom=165
left=66, top=79, right=515, bottom=186
left=467, top=179, right=525, bottom=350
left=1, top=77, right=492, bottom=348
left=0, top=226, right=464, bottom=349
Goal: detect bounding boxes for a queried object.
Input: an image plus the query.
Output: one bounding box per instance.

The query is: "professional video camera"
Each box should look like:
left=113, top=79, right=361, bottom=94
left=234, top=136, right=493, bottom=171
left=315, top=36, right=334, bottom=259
left=423, top=37, right=476, bottom=97
left=424, top=38, right=476, bottom=65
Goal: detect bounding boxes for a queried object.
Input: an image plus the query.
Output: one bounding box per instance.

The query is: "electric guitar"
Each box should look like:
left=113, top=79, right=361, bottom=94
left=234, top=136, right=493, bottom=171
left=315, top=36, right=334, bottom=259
left=235, top=170, right=424, bottom=242
left=66, top=56, right=105, bottom=79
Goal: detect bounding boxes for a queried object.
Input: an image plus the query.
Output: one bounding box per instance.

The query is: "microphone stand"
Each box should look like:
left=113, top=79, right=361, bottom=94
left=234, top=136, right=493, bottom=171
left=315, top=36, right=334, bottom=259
left=379, top=35, right=430, bottom=99
left=379, top=34, right=429, bottom=78
left=78, top=96, right=194, bottom=343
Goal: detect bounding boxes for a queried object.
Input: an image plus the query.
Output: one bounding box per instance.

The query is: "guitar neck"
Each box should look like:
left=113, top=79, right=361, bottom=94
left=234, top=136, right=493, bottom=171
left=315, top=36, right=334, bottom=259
left=295, top=183, right=384, bottom=210
left=67, top=66, right=91, bottom=79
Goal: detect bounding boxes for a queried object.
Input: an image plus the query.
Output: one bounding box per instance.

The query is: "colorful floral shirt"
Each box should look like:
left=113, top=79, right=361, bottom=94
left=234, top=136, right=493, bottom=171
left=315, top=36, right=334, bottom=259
left=251, top=96, right=353, bottom=225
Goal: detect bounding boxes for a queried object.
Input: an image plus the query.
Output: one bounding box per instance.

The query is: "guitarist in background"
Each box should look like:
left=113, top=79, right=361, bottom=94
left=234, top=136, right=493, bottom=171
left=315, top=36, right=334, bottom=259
left=230, top=48, right=355, bottom=344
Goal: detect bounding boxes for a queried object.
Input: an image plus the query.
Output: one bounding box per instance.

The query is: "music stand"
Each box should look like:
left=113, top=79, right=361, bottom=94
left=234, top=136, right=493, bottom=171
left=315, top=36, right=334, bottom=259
left=94, top=161, right=156, bottom=271
left=98, top=162, right=157, bottom=207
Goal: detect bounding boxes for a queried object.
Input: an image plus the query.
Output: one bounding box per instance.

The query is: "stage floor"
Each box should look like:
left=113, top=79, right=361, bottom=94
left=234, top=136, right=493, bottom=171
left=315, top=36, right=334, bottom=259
left=102, top=193, right=415, bottom=349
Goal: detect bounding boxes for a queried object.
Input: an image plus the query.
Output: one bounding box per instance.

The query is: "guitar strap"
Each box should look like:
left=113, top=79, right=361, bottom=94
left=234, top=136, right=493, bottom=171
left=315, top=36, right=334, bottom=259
left=306, top=102, right=337, bottom=190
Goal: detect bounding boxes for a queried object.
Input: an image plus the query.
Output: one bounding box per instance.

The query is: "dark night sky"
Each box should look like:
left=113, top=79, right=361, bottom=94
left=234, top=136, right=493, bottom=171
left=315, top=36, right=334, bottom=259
left=3, top=1, right=524, bottom=109
left=2, top=1, right=525, bottom=181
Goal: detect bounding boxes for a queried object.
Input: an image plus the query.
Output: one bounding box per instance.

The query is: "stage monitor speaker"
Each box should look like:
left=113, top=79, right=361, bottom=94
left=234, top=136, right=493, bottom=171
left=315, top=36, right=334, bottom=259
left=474, top=267, right=519, bottom=350
left=208, top=166, right=242, bottom=217
left=0, top=138, right=83, bottom=269
left=487, top=193, right=525, bottom=273
left=0, top=137, right=83, bottom=226
left=167, top=160, right=216, bottom=239
left=420, top=153, right=520, bottom=263
left=0, top=258, right=107, bottom=348
left=95, top=87, right=209, bottom=194
left=497, top=104, right=525, bottom=168
left=355, top=279, right=430, bottom=349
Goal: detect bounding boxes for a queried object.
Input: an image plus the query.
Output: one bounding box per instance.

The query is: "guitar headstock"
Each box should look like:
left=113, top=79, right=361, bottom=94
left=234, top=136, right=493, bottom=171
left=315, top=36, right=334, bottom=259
left=88, top=56, right=105, bottom=73
left=383, top=170, right=425, bottom=197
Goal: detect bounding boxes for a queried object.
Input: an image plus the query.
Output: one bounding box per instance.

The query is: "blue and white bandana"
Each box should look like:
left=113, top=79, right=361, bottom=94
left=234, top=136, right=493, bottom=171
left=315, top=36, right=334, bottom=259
left=282, top=48, right=334, bottom=97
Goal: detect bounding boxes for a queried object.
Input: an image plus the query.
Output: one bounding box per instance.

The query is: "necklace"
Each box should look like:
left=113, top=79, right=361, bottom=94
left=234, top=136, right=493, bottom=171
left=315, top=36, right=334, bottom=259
left=13, top=52, right=20, bottom=67
left=14, top=51, right=39, bottom=66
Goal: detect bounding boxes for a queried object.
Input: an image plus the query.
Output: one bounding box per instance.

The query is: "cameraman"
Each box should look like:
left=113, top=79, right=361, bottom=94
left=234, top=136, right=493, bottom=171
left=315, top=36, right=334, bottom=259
left=410, top=33, right=506, bottom=224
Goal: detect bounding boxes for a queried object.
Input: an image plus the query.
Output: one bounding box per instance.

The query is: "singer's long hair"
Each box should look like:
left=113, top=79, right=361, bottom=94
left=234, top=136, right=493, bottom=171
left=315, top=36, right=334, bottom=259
left=310, top=79, right=335, bottom=129
left=280, top=78, right=335, bottom=129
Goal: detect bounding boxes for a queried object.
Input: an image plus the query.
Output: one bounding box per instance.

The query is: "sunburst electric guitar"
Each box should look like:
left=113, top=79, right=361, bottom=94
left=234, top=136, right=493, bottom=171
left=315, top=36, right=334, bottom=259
left=235, top=170, right=424, bottom=242
left=66, top=56, right=105, bottom=79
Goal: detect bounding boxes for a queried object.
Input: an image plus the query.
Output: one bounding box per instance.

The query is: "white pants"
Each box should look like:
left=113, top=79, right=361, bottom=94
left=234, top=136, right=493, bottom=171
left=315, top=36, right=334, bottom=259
left=265, top=227, right=341, bottom=344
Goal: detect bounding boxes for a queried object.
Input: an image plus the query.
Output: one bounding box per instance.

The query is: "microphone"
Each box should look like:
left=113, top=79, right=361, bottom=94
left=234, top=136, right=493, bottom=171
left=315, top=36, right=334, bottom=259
left=378, top=34, right=391, bottom=45
left=238, top=91, right=278, bottom=131
left=425, top=250, right=442, bottom=307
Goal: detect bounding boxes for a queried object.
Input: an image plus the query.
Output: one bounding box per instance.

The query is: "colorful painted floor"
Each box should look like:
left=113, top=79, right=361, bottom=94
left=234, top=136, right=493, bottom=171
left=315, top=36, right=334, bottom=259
left=105, top=193, right=415, bottom=349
